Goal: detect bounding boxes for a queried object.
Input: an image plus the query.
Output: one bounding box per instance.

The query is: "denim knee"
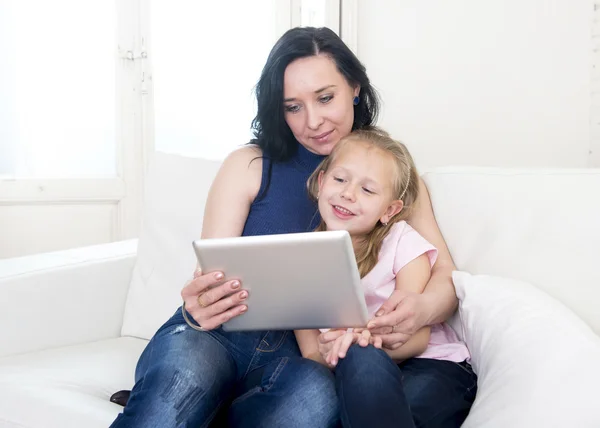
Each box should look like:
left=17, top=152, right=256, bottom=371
left=230, top=357, right=339, bottom=428
left=268, top=357, right=338, bottom=428
left=336, top=345, right=399, bottom=382
left=338, top=344, right=391, bottom=370
left=113, top=322, right=237, bottom=428
left=290, top=357, right=338, bottom=407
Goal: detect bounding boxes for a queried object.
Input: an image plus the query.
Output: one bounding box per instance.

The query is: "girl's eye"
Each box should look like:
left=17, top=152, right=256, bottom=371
left=284, top=104, right=300, bottom=113
left=362, top=187, right=374, bottom=194
left=319, top=95, right=333, bottom=104
left=333, top=177, right=344, bottom=183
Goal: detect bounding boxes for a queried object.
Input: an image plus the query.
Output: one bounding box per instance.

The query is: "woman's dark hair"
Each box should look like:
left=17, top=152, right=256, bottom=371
left=250, top=27, right=380, bottom=162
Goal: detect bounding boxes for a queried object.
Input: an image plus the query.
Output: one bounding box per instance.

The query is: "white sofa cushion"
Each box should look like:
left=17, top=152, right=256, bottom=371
left=0, top=240, right=138, bottom=358
left=453, top=271, right=600, bottom=428
left=0, top=337, right=147, bottom=428
left=121, top=152, right=221, bottom=340
left=422, top=167, right=600, bottom=334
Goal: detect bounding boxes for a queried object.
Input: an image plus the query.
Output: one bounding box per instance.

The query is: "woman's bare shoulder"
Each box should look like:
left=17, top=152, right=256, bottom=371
left=217, top=144, right=264, bottom=200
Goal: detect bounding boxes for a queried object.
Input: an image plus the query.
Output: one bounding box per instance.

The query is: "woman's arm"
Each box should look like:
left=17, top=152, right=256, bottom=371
left=201, top=145, right=263, bottom=239
left=382, top=326, right=430, bottom=362
left=182, top=146, right=264, bottom=330
left=407, top=177, right=458, bottom=325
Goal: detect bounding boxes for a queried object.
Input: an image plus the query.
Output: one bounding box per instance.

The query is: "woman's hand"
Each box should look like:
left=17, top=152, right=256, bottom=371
left=181, top=268, right=249, bottom=330
left=367, top=290, right=430, bottom=350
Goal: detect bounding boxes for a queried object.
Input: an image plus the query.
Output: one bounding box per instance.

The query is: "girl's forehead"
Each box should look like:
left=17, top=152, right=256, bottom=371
left=333, top=140, right=390, bottom=165
left=330, top=142, right=396, bottom=179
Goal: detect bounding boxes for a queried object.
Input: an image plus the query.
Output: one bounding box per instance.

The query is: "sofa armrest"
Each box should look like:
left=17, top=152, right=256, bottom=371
left=0, top=239, right=138, bottom=358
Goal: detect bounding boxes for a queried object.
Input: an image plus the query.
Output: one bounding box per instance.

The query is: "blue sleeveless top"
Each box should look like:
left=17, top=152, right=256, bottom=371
left=242, top=144, right=325, bottom=237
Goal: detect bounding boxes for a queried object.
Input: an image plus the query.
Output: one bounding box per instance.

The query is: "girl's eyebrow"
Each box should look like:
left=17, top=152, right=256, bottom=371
left=284, top=85, right=337, bottom=102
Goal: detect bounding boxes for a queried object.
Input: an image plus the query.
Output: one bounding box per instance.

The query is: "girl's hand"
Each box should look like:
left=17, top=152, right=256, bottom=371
left=317, top=329, right=346, bottom=367
left=318, top=329, right=376, bottom=367
left=181, top=268, right=249, bottom=330
left=367, top=290, right=429, bottom=350
left=353, top=328, right=382, bottom=349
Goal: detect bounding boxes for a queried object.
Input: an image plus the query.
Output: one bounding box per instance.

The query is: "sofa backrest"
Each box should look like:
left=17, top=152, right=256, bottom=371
left=121, top=152, right=600, bottom=340
left=121, top=152, right=221, bottom=339
left=422, top=167, right=600, bottom=335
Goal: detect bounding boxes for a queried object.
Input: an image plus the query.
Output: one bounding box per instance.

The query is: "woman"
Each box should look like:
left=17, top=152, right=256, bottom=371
left=111, top=27, right=473, bottom=428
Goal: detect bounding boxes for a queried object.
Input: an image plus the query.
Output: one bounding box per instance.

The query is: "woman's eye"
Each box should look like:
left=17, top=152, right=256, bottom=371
left=319, top=95, right=333, bottom=104
left=284, top=105, right=300, bottom=113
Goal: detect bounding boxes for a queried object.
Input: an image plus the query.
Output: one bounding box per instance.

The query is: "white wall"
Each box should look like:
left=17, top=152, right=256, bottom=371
left=355, top=0, right=593, bottom=169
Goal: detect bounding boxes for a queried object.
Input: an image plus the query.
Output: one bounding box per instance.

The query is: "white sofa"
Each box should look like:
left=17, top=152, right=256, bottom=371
left=1, top=152, right=599, bottom=428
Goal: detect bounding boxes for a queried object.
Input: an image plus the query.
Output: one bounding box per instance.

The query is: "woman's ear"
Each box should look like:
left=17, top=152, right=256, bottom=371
left=380, top=200, right=404, bottom=225
left=353, top=85, right=361, bottom=98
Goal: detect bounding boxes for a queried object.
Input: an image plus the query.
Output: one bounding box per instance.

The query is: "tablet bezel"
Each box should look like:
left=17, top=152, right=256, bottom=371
left=192, top=230, right=368, bottom=331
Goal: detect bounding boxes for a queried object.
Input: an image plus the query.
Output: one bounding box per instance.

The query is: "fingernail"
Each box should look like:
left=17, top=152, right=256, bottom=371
left=231, top=281, right=240, bottom=289
left=239, top=291, right=248, bottom=299
left=375, top=310, right=384, bottom=317
left=240, top=305, right=247, bottom=313
left=367, top=322, right=376, bottom=329
left=215, top=272, right=224, bottom=280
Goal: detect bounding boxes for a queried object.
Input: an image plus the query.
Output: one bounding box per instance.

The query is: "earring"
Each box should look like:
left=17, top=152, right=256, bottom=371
left=353, top=96, right=360, bottom=105
left=382, top=221, right=388, bottom=226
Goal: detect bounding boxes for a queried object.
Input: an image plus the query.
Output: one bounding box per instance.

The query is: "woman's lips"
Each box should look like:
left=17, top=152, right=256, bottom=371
left=311, top=130, right=333, bottom=143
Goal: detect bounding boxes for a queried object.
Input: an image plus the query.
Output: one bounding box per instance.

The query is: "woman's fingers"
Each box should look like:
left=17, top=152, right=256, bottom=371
left=181, top=270, right=225, bottom=299
left=367, top=325, right=393, bottom=335
left=378, top=332, right=412, bottom=350
left=204, top=288, right=249, bottom=318
left=196, top=279, right=242, bottom=308
left=199, top=303, right=248, bottom=331
left=181, top=270, right=249, bottom=330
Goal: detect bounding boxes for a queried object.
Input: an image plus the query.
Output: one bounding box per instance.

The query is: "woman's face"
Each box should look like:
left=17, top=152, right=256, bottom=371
left=283, top=55, right=360, bottom=156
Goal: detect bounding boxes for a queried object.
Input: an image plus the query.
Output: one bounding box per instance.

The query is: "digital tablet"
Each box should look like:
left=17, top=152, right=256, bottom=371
left=192, top=230, right=368, bottom=331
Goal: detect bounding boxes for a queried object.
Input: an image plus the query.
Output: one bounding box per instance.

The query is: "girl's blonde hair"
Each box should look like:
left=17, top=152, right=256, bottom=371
left=307, top=127, right=420, bottom=278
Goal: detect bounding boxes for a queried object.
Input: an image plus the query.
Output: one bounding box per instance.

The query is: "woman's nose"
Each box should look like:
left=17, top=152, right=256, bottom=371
left=306, top=106, right=324, bottom=130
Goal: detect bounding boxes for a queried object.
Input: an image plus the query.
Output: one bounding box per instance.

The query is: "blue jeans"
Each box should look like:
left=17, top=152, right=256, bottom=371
left=110, top=308, right=338, bottom=428
left=335, top=345, right=477, bottom=428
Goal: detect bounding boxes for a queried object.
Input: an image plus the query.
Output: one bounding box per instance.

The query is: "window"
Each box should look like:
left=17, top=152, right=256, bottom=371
left=0, top=0, right=117, bottom=178
left=150, top=0, right=342, bottom=160
left=150, top=1, right=282, bottom=160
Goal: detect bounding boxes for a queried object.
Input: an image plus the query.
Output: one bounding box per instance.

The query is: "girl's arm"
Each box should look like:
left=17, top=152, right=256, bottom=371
left=294, top=329, right=328, bottom=365
left=370, top=178, right=458, bottom=346
left=379, top=252, right=433, bottom=360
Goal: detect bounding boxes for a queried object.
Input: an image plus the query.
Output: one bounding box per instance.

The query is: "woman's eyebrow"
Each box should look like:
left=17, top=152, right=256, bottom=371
left=284, top=85, right=337, bottom=102
left=315, top=84, right=336, bottom=94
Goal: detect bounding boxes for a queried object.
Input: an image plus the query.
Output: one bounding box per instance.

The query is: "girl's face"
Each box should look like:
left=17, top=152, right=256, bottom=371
left=283, top=55, right=360, bottom=156
left=317, top=141, right=404, bottom=239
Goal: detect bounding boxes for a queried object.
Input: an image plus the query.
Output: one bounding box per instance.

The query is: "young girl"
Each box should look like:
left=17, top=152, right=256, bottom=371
left=295, top=128, right=473, bottom=427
